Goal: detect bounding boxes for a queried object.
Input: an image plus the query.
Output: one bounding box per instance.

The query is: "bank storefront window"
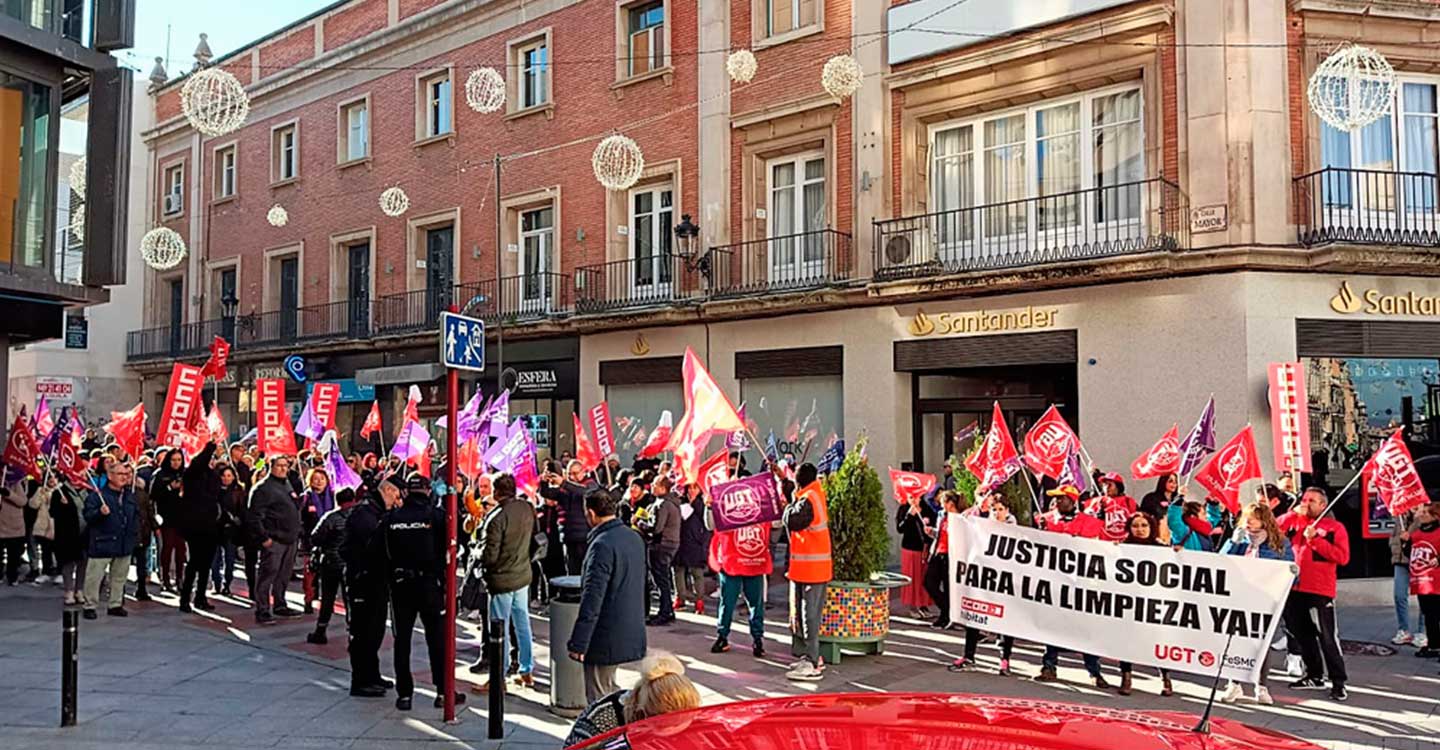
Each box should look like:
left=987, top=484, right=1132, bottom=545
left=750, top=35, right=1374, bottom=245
left=607, top=383, right=684, bottom=465
left=738, top=375, right=843, bottom=467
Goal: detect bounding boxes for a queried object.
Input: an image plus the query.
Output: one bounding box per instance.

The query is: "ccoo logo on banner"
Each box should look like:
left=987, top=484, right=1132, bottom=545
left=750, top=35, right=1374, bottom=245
left=947, top=516, right=1296, bottom=683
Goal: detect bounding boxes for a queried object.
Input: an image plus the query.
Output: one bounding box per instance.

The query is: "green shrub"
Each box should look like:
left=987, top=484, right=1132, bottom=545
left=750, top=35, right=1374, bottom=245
left=822, top=439, right=890, bottom=583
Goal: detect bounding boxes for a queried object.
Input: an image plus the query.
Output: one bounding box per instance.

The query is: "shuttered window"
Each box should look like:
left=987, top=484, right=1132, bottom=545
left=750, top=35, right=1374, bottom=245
left=1296, top=319, right=1440, bottom=358
left=894, top=330, right=1077, bottom=371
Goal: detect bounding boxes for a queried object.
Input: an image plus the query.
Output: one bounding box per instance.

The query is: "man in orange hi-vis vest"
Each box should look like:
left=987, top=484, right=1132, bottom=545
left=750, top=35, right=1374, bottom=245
left=783, top=463, right=831, bottom=682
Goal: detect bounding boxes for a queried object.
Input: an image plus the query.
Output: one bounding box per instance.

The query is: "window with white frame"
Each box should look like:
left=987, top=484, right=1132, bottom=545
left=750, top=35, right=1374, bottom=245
left=519, top=206, right=555, bottom=307
left=215, top=145, right=237, bottom=199
left=273, top=124, right=297, bottom=181
left=630, top=185, right=674, bottom=291
left=421, top=70, right=453, bottom=138
left=627, top=1, right=665, bottom=77
left=767, top=0, right=818, bottom=38
left=1320, top=79, right=1439, bottom=212
left=518, top=40, right=550, bottom=109
left=928, top=86, right=1144, bottom=248
left=340, top=98, right=369, bottom=162
left=163, top=164, right=184, bottom=215
left=768, top=153, right=827, bottom=280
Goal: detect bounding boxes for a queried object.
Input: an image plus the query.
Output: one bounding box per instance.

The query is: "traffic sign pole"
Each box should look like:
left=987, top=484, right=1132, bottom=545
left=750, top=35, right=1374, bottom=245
left=443, top=304, right=459, bottom=724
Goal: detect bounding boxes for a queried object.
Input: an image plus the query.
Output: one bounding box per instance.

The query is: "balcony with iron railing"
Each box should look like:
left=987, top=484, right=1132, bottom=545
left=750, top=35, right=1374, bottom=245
left=573, top=254, right=705, bottom=313
left=1294, top=167, right=1440, bottom=248
left=872, top=178, right=1187, bottom=281
left=367, top=274, right=572, bottom=337
left=707, top=229, right=854, bottom=298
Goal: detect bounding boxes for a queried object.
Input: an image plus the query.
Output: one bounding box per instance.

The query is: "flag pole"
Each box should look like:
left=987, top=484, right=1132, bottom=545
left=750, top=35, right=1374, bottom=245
left=1311, top=470, right=1363, bottom=528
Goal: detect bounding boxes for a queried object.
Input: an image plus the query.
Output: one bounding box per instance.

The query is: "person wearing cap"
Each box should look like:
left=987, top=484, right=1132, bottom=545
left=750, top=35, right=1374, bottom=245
left=343, top=475, right=399, bottom=698
left=378, top=473, right=466, bottom=712
left=1034, top=485, right=1109, bottom=689
left=1087, top=472, right=1137, bottom=543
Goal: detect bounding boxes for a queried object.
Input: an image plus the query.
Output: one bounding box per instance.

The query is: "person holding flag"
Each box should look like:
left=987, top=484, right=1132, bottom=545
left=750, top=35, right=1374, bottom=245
left=893, top=470, right=938, bottom=619
left=81, top=461, right=141, bottom=619
left=1218, top=501, right=1294, bottom=705
left=783, top=463, right=829, bottom=683
left=1089, top=473, right=1137, bottom=543
left=1034, top=485, right=1108, bottom=689
left=1279, top=486, right=1350, bottom=701
left=1407, top=499, right=1440, bottom=659
left=48, top=473, right=88, bottom=605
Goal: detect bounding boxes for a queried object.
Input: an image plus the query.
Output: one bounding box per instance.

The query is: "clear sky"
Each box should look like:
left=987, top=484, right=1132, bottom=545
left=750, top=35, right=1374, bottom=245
left=116, top=0, right=339, bottom=77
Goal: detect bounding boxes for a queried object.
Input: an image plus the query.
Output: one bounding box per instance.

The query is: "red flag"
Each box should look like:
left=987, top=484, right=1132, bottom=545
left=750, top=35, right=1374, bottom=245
left=889, top=468, right=937, bottom=504
left=638, top=411, right=673, bottom=459
left=3, top=414, right=43, bottom=479
left=255, top=378, right=298, bottom=457
left=199, top=336, right=231, bottom=381
left=55, top=436, right=89, bottom=485
left=669, top=348, right=744, bottom=446
left=1131, top=424, right=1182, bottom=479
left=1194, top=425, right=1263, bottom=514
left=1267, top=362, right=1313, bottom=475
left=206, top=404, right=228, bottom=443
left=1361, top=429, right=1428, bottom=517
left=102, top=402, right=146, bottom=460
left=697, top=450, right=730, bottom=495
left=402, top=385, right=421, bottom=428
left=360, top=400, right=383, bottom=440
left=1022, top=405, right=1079, bottom=479
left=588, top=402, right=616, bottom=458
left=457, top=437, right=483, bottom=480
left=573, top=413, right=602, bottom=473
left=156, top=363, right=205, bottom=449
left=964, top=402, right=1021, bottom=491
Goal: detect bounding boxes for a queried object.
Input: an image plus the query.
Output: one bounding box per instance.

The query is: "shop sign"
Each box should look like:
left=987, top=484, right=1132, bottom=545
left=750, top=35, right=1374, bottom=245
left=307, top=378, right=375, bottom=404
left=254, top=365, right=286, bottom=381
left=64, top=313, right=87, bottom=349
left=1330, top=280, right=1440, bottom=316
left=36, top=377, right=75, bottom=398
left=906, top=306, right=1058, bottom=337
left=515, top=368, right=559, bottom=395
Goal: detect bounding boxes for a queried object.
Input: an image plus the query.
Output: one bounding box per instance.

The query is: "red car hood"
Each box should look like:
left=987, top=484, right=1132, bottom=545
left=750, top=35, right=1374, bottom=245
left=575, top=693, right=1321, bottom=750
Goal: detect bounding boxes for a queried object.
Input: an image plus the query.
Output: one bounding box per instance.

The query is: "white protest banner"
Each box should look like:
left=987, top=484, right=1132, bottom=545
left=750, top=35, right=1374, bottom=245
left=948, top=516, right=1296, bottom=683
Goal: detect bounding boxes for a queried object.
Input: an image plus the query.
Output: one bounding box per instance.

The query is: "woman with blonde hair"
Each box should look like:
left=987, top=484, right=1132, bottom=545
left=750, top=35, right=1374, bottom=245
left=1218, top=500, right=1294, bottom=705
left=564, top=652, right=701, bottom=747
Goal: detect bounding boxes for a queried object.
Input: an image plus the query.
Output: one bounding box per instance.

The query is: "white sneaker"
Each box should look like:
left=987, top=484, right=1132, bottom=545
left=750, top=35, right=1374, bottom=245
left=1270, top=636, right=1287, bottom=651
left=1255, top=686, right=1274, bottom=705
left=34, top=574, right=51, bottom=585
left=1220, top=682, right=1243, bottom=704
left=786, top=663, right=824, bottom=682
left=1392, top=630, right=1414, bottom=645
left=1285, top=655, right=1304, bottom=677
left=1414, top=633, right=1430, bottom=649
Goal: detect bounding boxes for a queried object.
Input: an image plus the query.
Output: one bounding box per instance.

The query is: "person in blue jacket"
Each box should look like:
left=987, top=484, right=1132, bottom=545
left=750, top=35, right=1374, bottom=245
left=567, top=487, right=648, bottom=703
left=82, top=461, right=141, bottom=619
left=1218, top=500, right=1294, bottom=705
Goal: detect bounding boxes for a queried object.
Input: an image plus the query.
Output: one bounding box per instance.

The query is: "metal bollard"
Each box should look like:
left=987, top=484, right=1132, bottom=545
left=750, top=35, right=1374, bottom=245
left=61, top=609, right=78, bottom=727
left=486, top=618, right=504, bottom=739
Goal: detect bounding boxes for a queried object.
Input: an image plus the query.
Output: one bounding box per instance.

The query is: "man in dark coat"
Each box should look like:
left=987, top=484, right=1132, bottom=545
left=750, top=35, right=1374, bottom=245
left=641, top=475, right=682, bottom=625
left=177, top=442, right=223, bottom=613
left=245, top=454, right=303, bottom=624
left=306, top=488, right=358, bottom=645
left=540, top=460, right=598, bottom=575
left=567, top=488, right=647, bottom=702
left=343, top=478, right=397, bottom=697
left=82, top=461, right=141, bottom=619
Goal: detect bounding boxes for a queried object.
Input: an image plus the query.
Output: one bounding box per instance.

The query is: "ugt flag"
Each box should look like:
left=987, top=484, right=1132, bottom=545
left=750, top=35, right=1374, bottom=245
left=1361, top=429, right=1428, bottom=517
left=964, top=402, right=1021, bottom=491
left=3, top=414, right=43, bottom=479
left=1022, top=406, right=1078, bottom=479
left=1131, top=424, right=1182, bottom=479
left=1194, top=425, right=1263, bottom=513
left=889, top=467, right=937, bottom=505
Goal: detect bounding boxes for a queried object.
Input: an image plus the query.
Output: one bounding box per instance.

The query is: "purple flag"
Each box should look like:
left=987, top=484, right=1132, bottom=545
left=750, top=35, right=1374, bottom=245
left=294, top=398, right=325, bottom=442
left=1057, top=447, right=1086, bottom=489
left=725, top=404, right=749, bottom=452
left=1177, top=397, right=1217, bottom=477
left=391, top=419, right=430, bottom=462
left=709, top=473, right=785, bottom=531
left=318, top=430, right=362, bottom=492
left=483, top=418, right=531, bottom=474
left=437, top=388, right=485, bottom=436
left=41, top=406, right=71, bottom=457
left=484, top=391, right=512, bottom=443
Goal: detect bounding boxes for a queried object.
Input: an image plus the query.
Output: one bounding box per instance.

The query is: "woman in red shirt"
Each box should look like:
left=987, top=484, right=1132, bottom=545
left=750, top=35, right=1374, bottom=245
left=1409, top=501, right=1440, bottom=658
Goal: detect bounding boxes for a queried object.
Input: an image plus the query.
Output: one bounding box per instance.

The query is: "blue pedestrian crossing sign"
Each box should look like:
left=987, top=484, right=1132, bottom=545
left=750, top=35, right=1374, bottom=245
left=440, top=312, right=486, bottom=372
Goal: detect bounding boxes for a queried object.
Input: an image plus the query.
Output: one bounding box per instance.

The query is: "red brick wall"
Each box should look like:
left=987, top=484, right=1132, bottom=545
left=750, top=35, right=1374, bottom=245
left=400, top=0, right=448, bottom=20
left=156, top=89, right=182, bottom=123
left=1287, top=11, right=1307, bottom=181
left=259, top=25, right=316, bottom=75
left=890, top=88, right=903, bottom=213
left=1159, top=27, right=1178, bottom=182
left=179, top=2, right=700, bottom=315
left=324, top=0, right=389, bottom=52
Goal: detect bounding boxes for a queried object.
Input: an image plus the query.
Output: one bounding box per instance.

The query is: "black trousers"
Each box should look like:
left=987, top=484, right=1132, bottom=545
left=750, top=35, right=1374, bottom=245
left=315, top=566, right=345, bottom=629
left=1284, top=590, right=1348, bottom=685
left=1418, top=594, right=1440, bottom=649
left=131, top=539, right=151, bottom=597
left=390, top=577, right=446, bottom=698
left=1, top=537, right=24, bottom=584
left=346, top=577, right=389, bottom=690
left=243, top=544, right=260, bottom=597
left=564, top=540, right=587, bottom=576
left=649, top=547, right=676, bottom=618
left=964, top=628, right=1014, bottom=661
left=181, top=536, right=217, bottom=606
left=923, top=553, right=949, bottom=624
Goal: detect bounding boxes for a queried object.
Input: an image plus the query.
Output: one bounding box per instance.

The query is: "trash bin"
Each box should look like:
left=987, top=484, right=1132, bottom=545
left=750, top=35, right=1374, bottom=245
left=548, top=575, right=586, bottom=718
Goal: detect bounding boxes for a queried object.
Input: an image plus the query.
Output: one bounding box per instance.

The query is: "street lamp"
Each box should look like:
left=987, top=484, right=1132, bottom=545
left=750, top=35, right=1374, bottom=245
left=673, top=213, right=711, bottom=286
left=221, top=289, right=238, bottom=341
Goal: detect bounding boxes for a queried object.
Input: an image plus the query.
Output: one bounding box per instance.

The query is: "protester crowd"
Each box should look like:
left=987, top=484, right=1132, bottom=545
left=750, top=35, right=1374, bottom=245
left=5, top=403, right=1432, bottom=747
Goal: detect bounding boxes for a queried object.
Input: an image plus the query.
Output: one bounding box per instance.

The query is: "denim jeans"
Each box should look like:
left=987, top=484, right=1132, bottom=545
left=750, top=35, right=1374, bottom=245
left=1042, top=645, right=1102, bottom=677
left=212, top=542, right=237, bottom=588
left=1395, top=564, right=1420, bottom=632
left=716, top=572, right=765, bottom=641
left=489, top=586, right=534, bottom=675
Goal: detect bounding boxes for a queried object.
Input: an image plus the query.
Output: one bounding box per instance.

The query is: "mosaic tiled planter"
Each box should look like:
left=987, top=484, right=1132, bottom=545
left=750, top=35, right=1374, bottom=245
left=789, top=578, right=908, bottom=665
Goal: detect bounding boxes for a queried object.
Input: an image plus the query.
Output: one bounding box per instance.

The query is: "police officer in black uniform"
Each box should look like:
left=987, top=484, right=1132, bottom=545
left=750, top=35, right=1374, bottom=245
left=342, top=478, right=399, bottom=698
left=380, top=473, right=465, bottom=711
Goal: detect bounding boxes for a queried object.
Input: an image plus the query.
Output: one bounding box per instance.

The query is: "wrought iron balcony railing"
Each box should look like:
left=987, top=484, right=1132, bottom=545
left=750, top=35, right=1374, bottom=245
left=573, top=254, right=702, bottom=313
left=707, top=229, right=854, bottom=298
left=1294, top=167, right=1440, bottom=247
left=872, top=178, right=1187, bottom=281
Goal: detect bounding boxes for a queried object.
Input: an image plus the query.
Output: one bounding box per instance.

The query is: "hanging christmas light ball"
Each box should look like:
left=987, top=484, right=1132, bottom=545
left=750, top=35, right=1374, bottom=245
left=267, top=204, right=289, bottom=227
left=181, top=67, right=251, bottom=137
left=726, top=49, right=758, bottom=84
left=1308, top=44, right=1396, bottom=132
left=464, top=67, right=506, bottom=113
left=69, top=156, right=86, bottom=199
left=379, top=186, right=411, bottom=217
left=592, top=134, right=645, bottom=191
left=821, top=54, right=863, bottom=100
left=70, top=204, right=85, bottom=241
left=140, top=227, right=188, bottom=271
